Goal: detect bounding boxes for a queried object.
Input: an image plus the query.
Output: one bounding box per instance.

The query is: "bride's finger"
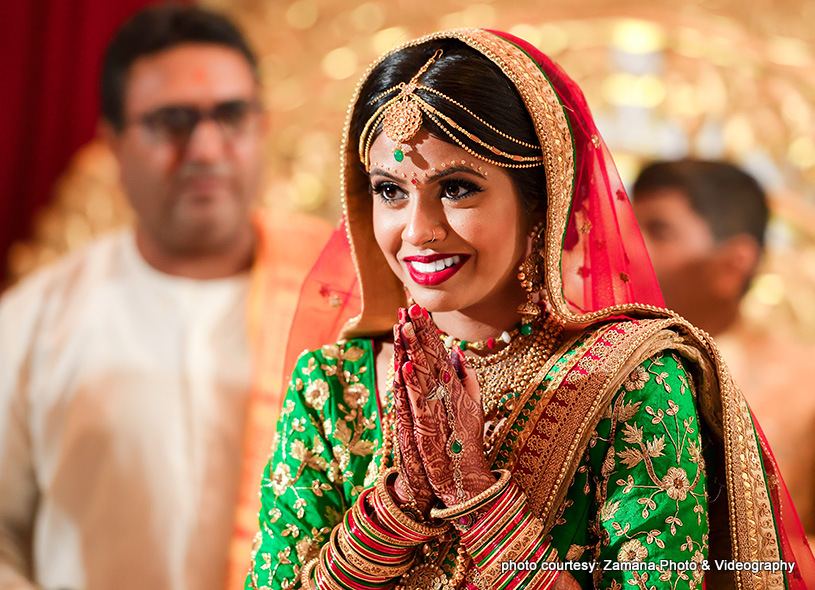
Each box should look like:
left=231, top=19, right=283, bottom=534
left=393, top=324, right=425, bottom=474
left=392, top=363, right=434, bottom=506
left=406, top=304, right=447, bottom=369
left=400, top=322, right=435, bottom=393
left=452, top=346, right=481, bottom=406
left=402, top=360, right=456, bottom=494
left=401, top=359, right=448, bottom=437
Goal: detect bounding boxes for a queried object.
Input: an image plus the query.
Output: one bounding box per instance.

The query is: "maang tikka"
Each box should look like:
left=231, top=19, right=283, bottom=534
left=381, top=50, right=442, bottom=163
left=358, top=49, right=544, bottom=171
left=517, top=221, right=546, bottom=321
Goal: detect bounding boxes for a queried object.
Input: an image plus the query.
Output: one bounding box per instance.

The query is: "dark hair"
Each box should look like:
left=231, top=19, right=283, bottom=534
left=350, top=39, right=546, bottom=219
left=101, top=3, right=259, bottom=130
left=633, top=159, right=769, bottom=249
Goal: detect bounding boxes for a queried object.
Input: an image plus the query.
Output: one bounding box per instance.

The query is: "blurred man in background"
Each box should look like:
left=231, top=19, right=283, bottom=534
left=0, top=5, right=331, bottom=590
left=633, top=159, right=815, bottom=538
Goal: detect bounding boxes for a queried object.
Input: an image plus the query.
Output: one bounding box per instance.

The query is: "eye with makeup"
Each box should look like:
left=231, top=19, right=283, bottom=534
left=370, top=175, right=484, bottom=204
left=440, top=177, right=483, bottom=201
left=370, top=180, right=406, bottom=203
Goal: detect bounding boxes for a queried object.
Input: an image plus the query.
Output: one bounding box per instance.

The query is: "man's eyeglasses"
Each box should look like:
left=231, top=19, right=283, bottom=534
left=132, top=99, right=262, bottom=144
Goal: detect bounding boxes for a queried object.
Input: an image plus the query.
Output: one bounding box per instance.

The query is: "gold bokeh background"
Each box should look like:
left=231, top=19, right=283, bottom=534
left=8, top=0, right=815, bottom=337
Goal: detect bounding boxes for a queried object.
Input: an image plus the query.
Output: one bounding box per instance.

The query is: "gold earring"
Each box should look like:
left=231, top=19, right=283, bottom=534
left=517, top=222, right=545, bottom=322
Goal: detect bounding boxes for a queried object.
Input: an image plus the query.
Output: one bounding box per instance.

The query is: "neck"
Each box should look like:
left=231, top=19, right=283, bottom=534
left=134, top=226, right=256, bottom=280
left=431, top=291, right=527, bottom=343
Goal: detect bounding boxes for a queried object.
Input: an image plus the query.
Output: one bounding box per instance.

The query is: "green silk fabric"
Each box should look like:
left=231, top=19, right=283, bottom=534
left=246, top=337, right=709, bottom=590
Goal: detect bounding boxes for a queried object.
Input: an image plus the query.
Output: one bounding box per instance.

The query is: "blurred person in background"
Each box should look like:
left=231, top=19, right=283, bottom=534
left=0, top=4, right=331, bottom=590
left=633, top=159, right=815, bottom=539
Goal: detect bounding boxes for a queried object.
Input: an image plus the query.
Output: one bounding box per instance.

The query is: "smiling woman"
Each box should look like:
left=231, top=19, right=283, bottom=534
left=246, top=29, right=815, bottom=590
left=369, top=130, right=528, bottom=328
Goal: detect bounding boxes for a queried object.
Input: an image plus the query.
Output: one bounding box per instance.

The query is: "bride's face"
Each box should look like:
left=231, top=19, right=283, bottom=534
left=369, top=129, right=529, bottom=314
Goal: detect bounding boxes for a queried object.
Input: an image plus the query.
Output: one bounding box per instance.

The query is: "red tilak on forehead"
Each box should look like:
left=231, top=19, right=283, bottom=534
left=190, top=68, right=209, bottom=83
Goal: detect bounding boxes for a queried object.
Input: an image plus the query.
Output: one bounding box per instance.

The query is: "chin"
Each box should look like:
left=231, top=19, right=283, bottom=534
left=171, top=218, right=243, bottom=254
left=406, top=286, right=468, bottom=314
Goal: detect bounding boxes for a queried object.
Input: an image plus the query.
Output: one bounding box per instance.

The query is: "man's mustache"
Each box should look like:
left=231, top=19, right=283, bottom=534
left=177, top=161, right=232, bottom=180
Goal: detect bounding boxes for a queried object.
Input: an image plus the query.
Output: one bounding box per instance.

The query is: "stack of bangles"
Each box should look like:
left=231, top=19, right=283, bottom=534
left=432, top=469, right=561, bottom=590
left=300, top=469, right=449, bottom=589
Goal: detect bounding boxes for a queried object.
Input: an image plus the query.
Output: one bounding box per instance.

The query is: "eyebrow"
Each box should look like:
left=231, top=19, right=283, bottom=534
left=369, top=165, right=487, bottom=183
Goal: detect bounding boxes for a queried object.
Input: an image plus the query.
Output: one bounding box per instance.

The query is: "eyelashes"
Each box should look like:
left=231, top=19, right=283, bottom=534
left=370, top=180, right=405, bottom=203
left=440, top=178, right=483, bottom=200
left=369, top=177, right=484, bottom=203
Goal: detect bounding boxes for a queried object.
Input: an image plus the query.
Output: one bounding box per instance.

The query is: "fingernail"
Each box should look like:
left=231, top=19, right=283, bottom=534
left=403, top=361, right=413, bottom=374
left=421, top=307, right=429, bottom=319
left=398, top=307, right=407, bottom=322
left=408, top=304, right=422, bottom=319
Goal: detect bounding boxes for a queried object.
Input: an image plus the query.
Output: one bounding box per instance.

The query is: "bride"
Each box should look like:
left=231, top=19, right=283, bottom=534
left=246, top=29, right=814, bottom=590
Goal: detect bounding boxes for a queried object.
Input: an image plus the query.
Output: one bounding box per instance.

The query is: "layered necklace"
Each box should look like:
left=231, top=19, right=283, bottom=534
left=436, top=312, right=563, bottom=418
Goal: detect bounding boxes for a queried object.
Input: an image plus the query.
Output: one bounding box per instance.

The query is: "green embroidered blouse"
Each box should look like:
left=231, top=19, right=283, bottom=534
left=246, top=336, right=709, bottom=590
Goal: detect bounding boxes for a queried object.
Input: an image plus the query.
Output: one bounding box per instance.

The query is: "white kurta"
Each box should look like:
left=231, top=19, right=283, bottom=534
left=0, top=229, right=252, bottom=590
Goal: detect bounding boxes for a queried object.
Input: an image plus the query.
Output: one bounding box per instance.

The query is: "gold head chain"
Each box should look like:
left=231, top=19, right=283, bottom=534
left=358, top=49, right=544, bottom=171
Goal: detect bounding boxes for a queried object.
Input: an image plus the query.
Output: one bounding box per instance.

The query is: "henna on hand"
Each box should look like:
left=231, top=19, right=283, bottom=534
left=447, top=347, right=495, bottom=500
left=404, top=305, right=495, bottom=506
left=399, top=334, right=455, bottom=499
left=390, top=316, right=435, bottom=513
left=406, top=304, right=449, bottom=377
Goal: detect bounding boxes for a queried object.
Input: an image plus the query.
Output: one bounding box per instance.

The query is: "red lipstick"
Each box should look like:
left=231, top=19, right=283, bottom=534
left=403, top=254, right=470, bottom=286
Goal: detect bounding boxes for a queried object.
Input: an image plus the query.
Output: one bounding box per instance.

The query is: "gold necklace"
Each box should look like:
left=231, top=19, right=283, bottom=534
left=436, top=323, right=525, bottom=353
left=462, top=315, right=563, bottom=417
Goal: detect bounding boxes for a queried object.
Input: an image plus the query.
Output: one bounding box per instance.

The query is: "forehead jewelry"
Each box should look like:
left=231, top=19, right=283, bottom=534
left=371, top=49, right=441, bottom=166
left=358, top=49, right=544, bottom=172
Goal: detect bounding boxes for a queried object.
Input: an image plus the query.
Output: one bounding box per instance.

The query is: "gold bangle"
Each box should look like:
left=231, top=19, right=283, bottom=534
left=430, top=469, right=511, bottom=520
left=299, top=558, right=319, bottom=590
left=334, top=525, right=415, bottom=578
left=375, top=468, right=450, bottom=538
left=353, top=491, right=416, bottom=548
left=479, top=520, right=546, bottom=586
left=466, top=487, right=527, bottom=545
left=316, top=545, right=353, bottom=590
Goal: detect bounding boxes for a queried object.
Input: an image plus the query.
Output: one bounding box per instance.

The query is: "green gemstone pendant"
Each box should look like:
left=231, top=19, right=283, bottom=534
left=451, top=439, right=462, bottom=454
left=458, top=340, right=468, bottom=351
left=520, top=324, right=533, bottom=336
left=393, top=148, right=404, bottom=162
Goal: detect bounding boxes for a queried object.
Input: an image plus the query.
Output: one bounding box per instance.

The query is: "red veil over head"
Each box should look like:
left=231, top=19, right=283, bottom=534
left=284, top=29, right=815, bottom=588
left=491, top=30, right=666, bottom=322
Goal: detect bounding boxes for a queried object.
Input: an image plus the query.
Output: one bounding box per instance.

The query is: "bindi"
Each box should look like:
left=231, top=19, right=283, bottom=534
left=190, top=68, right=209, bottom=84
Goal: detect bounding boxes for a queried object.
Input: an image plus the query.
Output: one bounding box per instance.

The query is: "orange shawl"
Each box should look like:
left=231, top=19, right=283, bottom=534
left=225, top=208, right=332, bottom=589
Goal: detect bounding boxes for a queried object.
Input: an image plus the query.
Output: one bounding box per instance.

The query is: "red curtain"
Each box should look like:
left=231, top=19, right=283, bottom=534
left=0, top=0, right=159, bottom=288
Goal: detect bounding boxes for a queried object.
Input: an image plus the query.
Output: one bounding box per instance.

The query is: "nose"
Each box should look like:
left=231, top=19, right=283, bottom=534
left=402, top=198, right=446, bottom=247
left=183, top=119, right=227, bottom=163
